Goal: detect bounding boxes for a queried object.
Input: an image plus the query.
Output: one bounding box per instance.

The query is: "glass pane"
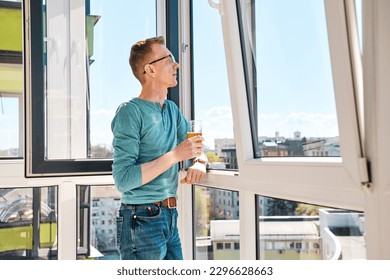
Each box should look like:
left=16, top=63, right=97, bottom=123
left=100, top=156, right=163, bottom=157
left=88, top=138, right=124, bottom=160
left=0, top=187, right=58, bottom=260
left=77, top=185, right=121, bottom=260
left=193, top=1, right=237, bottom=170
left=239, top=0, right=340, bottom=158
left=0, top=1, right=23, bottom=158
left=193, top=186, right=240, bottom=260
left=355, top=0, right=362, bottom=52
left=0, top=97, right=21, bottom=157
left=44, top=0, right=156, bottom=160
left=88, top=0, right=156, bottom=159
left=77, top=185, right=90, bottom=257
left=256, top=196, right=366, bottom=260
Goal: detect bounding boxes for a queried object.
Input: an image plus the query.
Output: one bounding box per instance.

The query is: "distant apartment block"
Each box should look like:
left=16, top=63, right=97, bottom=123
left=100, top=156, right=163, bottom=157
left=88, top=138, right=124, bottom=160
left=199, top=209, right=365, bottom=260
left=209, top=189, right=239, bottom=220
left=90, top=186, right=121, bottom=253
left=213, top=133, right=340, bottom=168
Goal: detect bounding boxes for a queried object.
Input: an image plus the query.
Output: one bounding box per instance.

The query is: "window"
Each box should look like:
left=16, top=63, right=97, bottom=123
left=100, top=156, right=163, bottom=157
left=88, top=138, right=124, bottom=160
left=0, top=1, right=23, bottom=158
left=239, top=0, right=340, bottom=158
left=0, top=186, right=58, bottom=260
left=193, top=0, right=236, bottom=171
left=256, top=195, right=366, bottom=260
left=77, top=185, right=121, bottom=260
left=0, top=96, right=22, bottom=158
left=209, top=0, right=365, bottom=210
left=26, top=0, right=158, bottom=176
left=193, top=185, right=240, bottom=260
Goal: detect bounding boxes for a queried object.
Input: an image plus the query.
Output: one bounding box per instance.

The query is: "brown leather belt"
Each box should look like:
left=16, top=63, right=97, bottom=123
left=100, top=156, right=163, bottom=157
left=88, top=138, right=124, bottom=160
left=153, top=197, right=177, bottom=208
left=121, top=197, right=177, bottom=209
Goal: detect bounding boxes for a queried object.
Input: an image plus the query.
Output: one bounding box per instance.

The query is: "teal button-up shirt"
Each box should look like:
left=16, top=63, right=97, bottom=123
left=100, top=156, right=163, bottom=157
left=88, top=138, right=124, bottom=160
left=111, top=98, right=188, bottom=204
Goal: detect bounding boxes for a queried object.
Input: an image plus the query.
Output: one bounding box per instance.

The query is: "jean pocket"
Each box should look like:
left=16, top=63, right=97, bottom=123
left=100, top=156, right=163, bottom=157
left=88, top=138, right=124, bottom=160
left=134, top=205, right=161, bottom=220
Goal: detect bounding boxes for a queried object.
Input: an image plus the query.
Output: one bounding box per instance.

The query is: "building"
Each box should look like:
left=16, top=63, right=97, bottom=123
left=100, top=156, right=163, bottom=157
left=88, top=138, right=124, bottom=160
left=303, top=137, right=340, bottom=157
left=207, top=210, right=365, bottom=260
left=258, top=217, right=321, bottom=260
left=90, top=186, right=121, bottom=255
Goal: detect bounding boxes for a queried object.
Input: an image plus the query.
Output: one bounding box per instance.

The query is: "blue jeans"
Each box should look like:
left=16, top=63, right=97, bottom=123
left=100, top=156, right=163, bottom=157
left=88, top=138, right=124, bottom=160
left=116, top=203, right=183, bottom=260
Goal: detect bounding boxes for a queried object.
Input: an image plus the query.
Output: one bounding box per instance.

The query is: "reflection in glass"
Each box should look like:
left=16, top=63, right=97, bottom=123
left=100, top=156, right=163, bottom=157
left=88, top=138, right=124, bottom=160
left=77, top=185, right=121, bottom=260
left=256, top=196, right=366, bottom=260
left=193, top=1, right=236, bottom=170
left=193, top=186, right=240, bottom=260
left=88, top=0, right=156, bottom=159
left=238, top=0, right=340, bottom=158
left=0, top=187, right=58, bottom=260
left=43, top=0, right=156, bottom=160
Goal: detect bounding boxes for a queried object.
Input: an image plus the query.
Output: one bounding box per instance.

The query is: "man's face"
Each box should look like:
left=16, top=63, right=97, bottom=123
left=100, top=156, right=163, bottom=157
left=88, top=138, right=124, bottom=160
left=145, top=44, right=179, bottom=88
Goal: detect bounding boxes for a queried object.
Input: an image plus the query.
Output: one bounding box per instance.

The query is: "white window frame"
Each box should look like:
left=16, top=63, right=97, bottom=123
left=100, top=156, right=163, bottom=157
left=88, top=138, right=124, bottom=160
left=361, top=0, right=390, bottom=259
left=191, top=0, right=368, bottom=259
left=206, top=0, right=366, bottom=208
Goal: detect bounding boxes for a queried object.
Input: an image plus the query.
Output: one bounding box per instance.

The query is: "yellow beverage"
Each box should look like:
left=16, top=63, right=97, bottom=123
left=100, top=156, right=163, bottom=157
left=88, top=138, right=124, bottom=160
left=187, top=132, right=202, bottom=139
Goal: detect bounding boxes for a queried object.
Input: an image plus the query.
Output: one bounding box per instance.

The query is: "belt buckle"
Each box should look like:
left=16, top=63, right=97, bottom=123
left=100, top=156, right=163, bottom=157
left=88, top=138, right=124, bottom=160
left=167, top=197, right=176, bottom=209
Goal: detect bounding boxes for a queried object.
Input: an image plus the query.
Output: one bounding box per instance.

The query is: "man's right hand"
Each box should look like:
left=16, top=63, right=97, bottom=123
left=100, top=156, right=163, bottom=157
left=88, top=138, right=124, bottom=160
left=172, top=135, right=204, bottom=162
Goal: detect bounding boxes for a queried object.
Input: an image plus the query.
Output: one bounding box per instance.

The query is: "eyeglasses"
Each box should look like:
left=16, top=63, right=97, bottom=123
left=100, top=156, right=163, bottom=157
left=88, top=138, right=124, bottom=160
left=143, top=54, right=175, bottom=74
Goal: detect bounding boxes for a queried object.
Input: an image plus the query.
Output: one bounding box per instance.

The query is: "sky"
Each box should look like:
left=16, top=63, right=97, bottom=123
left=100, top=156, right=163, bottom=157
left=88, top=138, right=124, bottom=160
left=254, top=0, right=338, bottom=139
left=193, top=0, right=340, bottom=147
left=88, top=0, right=156, bottom=149
left=89, top=0, right=363, bottom=150
left=0, top=0, right=362, bottom=151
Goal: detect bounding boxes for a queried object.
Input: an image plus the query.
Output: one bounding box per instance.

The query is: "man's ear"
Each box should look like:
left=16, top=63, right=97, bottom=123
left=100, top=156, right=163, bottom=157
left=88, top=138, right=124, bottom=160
left=145, top=65, right=155, bottom=75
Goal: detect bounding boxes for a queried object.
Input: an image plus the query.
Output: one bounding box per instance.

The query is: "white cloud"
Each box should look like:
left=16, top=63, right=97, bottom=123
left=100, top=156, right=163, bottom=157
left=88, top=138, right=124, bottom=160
left=198, top=108, right=339, bottom=149
left=200, top=106, right=234, bottom=148
left=259, top=112, right=338, bottom=138
left=90, top=108, right=116, bottom=117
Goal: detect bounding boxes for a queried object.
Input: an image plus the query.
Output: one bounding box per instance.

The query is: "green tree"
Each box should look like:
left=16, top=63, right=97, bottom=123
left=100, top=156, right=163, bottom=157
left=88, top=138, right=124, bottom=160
left=295, top=203, right=320, bottom=216
left=194, top=187, right=210, bottom=236
left=90, top=144, right=114, bottom=158
left=268, top=198, right=297, bottom=216
left=206, top=151, right=220, bottom=163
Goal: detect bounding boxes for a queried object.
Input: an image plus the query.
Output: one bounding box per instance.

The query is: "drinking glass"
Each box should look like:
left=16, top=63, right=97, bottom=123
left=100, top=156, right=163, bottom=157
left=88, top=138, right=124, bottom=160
left=187, top=120, right=202, bottom=139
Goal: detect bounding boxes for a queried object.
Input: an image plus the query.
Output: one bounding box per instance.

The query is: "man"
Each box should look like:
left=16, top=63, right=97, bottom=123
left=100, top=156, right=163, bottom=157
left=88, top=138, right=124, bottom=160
left=111, top=36, right=207, bottom=260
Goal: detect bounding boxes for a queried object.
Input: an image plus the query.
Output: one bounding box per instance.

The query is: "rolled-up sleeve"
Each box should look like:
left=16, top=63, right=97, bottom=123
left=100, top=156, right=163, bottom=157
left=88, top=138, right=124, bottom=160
left=111, top=104, right=142, bottom=193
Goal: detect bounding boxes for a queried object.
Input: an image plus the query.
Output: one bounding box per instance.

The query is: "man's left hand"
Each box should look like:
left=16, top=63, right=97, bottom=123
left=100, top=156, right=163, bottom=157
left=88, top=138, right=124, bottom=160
left=180, top=162, right=207, bottom=184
